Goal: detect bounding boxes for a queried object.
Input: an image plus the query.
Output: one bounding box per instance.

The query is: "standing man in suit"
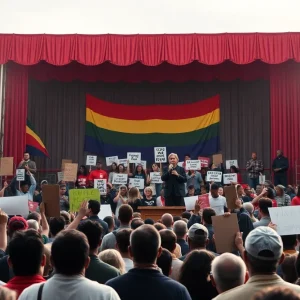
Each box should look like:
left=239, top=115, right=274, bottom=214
left=272, top=150, right=289, bottom=187
left=161, top=153, right=187, bottom=206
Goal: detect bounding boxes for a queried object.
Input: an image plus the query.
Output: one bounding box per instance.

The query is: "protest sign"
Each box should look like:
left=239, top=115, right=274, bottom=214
left=198, top=194, right=210, bottom=209
left=98, top=204, right=113, bottom=220
left=178, top=161, right=184, bottom=167
left=136, top=160, right=147, bottom=170
left=206, top=171, right=222, bottom=182
left=61, top=159, right=72, bottom=171
left=42, top=185, right=60, bottom=217
left=185, top=160, right=201, bottom=170
left=127, top=152, right=141, bottom=163
left=16, top=169, right=25, bottom=181
left=118, top=159, right=128, bottom=167
left=213, top=154, right=223, bottom=165
left=0, top=157, right=14, bottom=176
left=69, top=189, right=100, bottom=212
left=154, top=147, right=167, bottom=163
left=94, top=179, right=107, bottom=195
left=184, top=196, right=198, bottom=211
left=259, top=175, right=266, bottom=184
left=212, top=213, right=239, bottom=253
left=112, top=173, right=128, bottom=185
left=106, top=156, right=118, bottom=166
left=0, top=196, right=29, bottom=216
left=224, top=185, right=238, bottom=210
left=86, top=155, right=97, bottom=166
left=57, top=172, right=64, bottom=183
left=28, top=201, right=39, bottom=212
left=198, top=157, right=210, bottom=168
left=226, top=160, right=238, bottom=170
left=63, top=163, right=78, bottom=182
left=129, top=178, right=144, bottom=189
left=269, top=206, right=300, bottom=235
left=223, top=173, right=238, bottom=184
left=150, top=172, right=163, bottom=184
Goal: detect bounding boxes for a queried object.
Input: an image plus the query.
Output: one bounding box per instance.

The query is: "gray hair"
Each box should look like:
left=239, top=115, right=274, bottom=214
left=27, top=219, right=40, bottom=232
left=211, top=253, right=246, bottom=293
left=243, top=202, right=254, bottom=215
left=173, top=220, right=188, bottom=239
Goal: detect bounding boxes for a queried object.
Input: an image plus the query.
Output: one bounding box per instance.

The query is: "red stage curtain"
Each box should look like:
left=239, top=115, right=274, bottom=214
left=3, top=63, right=28, bottom=163
left=270, top=62, right=300, bottom=183
left=1, top=33, right=300, bottom=66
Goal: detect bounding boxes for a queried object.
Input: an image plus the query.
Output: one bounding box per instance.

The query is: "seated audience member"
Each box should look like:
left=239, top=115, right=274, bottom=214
left=160, top=229, right=183, bottom=281
left=254, top=198, right=273, bottom=228
left=291, top=185, right=300, bottom=206
left=99, top=250, right=126, bottom=275
left=103, top=216, right=115, bottom=233
left=281, top=255, right=298, bottom=283
left=144, top=218, right=155, bottom=225
left=281, top=235, right=298, bottom=255
left=154, top=223, right=166, bottom=231
left=275, top=185, right=291, bottom=207
left=77, top=220, right=120, bottom=283
left=253, top=286, right=300, bottom=300
left=161, top=213, right=173, bottom=230
left=86, top=200, right=108, bottom=234
left=202, top=208, right=216, bottom=252
left=130, top=218, right=144, bottom=230
left=116, top=229, right=134, bottom=272
left=209, top=184, right=227, bottom=216
left=100, top=205, right=133, bottom=251
left=141, top=187, right=157, bottom=206
left=173, top=220, right=189, bottom=256
left=0, top=286, right=16, bottom=300
left=287, top=185, right=296, bottom=201
left=4, top=230, right=46, bottom=297
left=106, top=225, right=191, bottom=300
left=215, top=227, right=300, bottom=300
left=187, top=201, right=201, bottom=228
left=211, top=253, right=247, bottom=297
left=49, top=217, right=65, bottom=242
left=157, top=248, right=173, bottom=277
left=179, top=250, right=218, bottom=300
left=243, top=202, right=258, bottom=223
left=19, top=230, right=120, bottom=300
left=186, top=185, right=196, bottom=197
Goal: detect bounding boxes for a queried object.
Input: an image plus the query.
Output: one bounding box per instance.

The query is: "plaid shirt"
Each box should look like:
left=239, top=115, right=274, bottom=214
left=246, top=159, right=264, bottom=178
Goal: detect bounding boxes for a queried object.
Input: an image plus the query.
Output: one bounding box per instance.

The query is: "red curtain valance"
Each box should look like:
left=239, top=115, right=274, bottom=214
left=1, top=33, right=300, bottom=66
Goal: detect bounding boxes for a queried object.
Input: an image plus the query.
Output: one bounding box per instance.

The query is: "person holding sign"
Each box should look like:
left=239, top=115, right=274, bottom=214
left=132, top=164, right=147, bottom=194
left=113, top=186, right=129, bottom=218
left=229, top=166, right=242, bottom=184
left=76, top=165, right=89, bottom=188
left=161, top=153, right=187, bottom=206
left=147, top=163, right=162, bottom=197
left=209, top=183, right=227, bottom=216
left=108, top=163, right=118, bottom=185
left=186, top=170, right=203, bottom=195
left=18, top=152, right=37, bottom=174
left=113, top=164, right=129, bottom=190
left=88, top=161, right=108, bottom=187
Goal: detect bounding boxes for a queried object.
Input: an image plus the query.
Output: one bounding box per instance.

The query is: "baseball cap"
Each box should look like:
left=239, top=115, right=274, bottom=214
left=188, top=223, right=208, bottom=240
left=245, top=226, right=283, bottom=261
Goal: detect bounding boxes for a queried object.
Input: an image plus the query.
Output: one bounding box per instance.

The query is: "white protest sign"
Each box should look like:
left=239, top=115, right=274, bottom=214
left=98, top=204, right=113, bottom=220
left=0, top=196, right=29, bottom=216
left=106, top=156, right=119, bottom=166
left=16, top=169, right=25, bottom=181
left=269, top=206, right=300, bottom=235
left=127, top=152, right=141, bottom=163
left=129, top=178, right=144, bottom=189
left=94, top=179, right=107, bottom=195
left=207, top=171, right=222, bottom=182
left=118, top=159, right=128, bottom=167
left=136, top=160, right=147, bottom=170
left=186, top=160, right=201, bottom=170
left=150, top=172, right=163, bottom=184
left=112, top=173, right=128, bottom=185
left=154, top=147, right=167, bottom=163
left=86, top=155, right=97, bottom=166
left=225, top=160, right=238, bottom=170
left=223, top=173, right=238, bottom=184
left=57, top=172, right=64, bottom=182
left=259, top=175, right=266, bottom=184
left=184, top=196, right=198, bottom=210
left=178, top=161, right=184, bottom=167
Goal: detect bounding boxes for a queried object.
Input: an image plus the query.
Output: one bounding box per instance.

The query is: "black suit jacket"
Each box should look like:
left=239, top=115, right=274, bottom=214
left=161, top=165, right=187, bottom=197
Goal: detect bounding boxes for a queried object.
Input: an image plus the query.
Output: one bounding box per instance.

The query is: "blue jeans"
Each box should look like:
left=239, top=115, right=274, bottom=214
left=249, top=177, right=259, bottom=189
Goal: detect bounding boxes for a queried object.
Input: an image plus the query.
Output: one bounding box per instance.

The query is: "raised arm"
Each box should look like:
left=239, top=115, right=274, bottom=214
left=39, top=203, right=49, bottom=237
left=0, top=209, right=8, bottom=252
left=66, top=200, right=89, bottom=231
left=28, top=169, right=37, bottom=197
left=0, top=181, right=8, bottom=197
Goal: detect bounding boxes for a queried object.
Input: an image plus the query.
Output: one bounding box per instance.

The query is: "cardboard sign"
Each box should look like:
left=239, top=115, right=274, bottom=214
left=186, top=160, right=201, bottom=170
left=154, top=147, right=167, bottom=163
left=42, top=185, right=60, bottom=217
left=16, top=169, right=25, bottom=181
left=61, top=159, right=72, bottom=171
left=223, top=173, right=238, bottom=184
left=28, top=201, right=39, bottom=212
left=69, top=189, right=100, bottom=212
left=259, top=175, right=266, bottom=184
left=0, top=196, right=29, bottom=216
left=127, top=152, right=141, bottom=163
left=224, top=185, right=238, bottom=210
left=226, top=160, right=238, bottom=170
left=118, top=159, right=128, bottom=167
left=98, top=204, right=113, bottom=220
left=57, top=172, right=64, bottom=182
left=63, top=163, right=78, bottom=182
left=106, top=156, right=118, bottom=166
left=184, top=196, right=198, bottom=210
left=198, top=157, right=210, bottom=168
left=86, top=155, right=97, bottom=166
left=207, top=171, right=222, bottom=182
left=213, top=154, right=223, bottom=165
left=94, top=179, right=107, bottom=195
left=136, top=160, right=147, bottom=170
left=212, top=213, right=239, bottom=254
left=129, top=178, right=144, bottom=189
left=150, top=172, right=163, bottom=184
left=0, top=157, right=14, bottom=176
left=269, top=206, right=300, bottom=236
left=198, top=194, right=210, bottom=209
left=112, top=173, right=128, bottom=185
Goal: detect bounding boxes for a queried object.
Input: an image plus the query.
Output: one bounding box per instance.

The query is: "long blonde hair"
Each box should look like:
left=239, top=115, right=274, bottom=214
left=128, top=187, right=140, bottom=204
left=99, top=249, right=126, bottom=274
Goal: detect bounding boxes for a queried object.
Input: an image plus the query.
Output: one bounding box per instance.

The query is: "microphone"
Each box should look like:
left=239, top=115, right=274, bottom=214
left=169, top=164, right=174, bottom=172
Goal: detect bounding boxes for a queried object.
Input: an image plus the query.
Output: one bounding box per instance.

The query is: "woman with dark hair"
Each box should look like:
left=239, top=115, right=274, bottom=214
left=147, top=163, right=162, bottom=197
left=287, top=185, right=296, bottom=201
left=133, top=164, right=147, bottom=194
left=108, top=162, right=118, bottom=184
left=113, top=163, right=128, bottom=190
left=292, top=185, right=300, bottom=206
left=229, top=165, right=242, bottom=184
left=179, top=250, right=218, bottom=300
left=76, top=165, right=89, bottom=188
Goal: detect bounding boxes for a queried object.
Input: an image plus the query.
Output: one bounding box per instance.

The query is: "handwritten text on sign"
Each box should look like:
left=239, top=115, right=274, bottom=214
left=207, top=171, right=222, bottom=182
left=106, top=156, right=118, bottom=166
left=112, top=173, right=128, bottom=185
left=198, top=157, right=210, bottom=168
left=118, top=159, right=128, bottom=167
left=154, top=147, right=167, bottom=163
left=129, top=178, right=144, bottom=189
left=136, top=160, right=147, bottom=170
left=225, top=160, right=238, bottom=170
left=185, top=160, right=201, bottom=170
left=150, top=172, right=163, bottom=184
left=69, top=189, right=100, bottom=212
left=127, top=152, right=141, bottom=163
left=86, top=155, right=97, bottom=166
left=94, top=179, right=107, bottom=195
left=223, top=173, right=238, bottom=184
left=16, top=169, right=25, bottom=181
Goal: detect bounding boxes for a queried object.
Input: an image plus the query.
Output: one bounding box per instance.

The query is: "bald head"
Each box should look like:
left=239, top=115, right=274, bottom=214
left=173, top=220, right=187, bottom=239
left=161, top=213, right=173, bottom=228
left=211, top=253, right=246, bottom=293
left=27, top=219, right=40, bottom=232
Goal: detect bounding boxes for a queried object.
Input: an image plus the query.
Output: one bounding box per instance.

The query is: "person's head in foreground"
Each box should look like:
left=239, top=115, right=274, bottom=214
left=173, top=220, right=188, bottom=240
left=156, top=248, right=172, bottom=276
left=252, top=286, right=300, bottom=300
left=87, top=200, right=100, bottom=217
left=211, top=253, right=247, bottom=294
left=116, top=228, right=133, bottom=256
left=161, top=213, right=173, bottom=229
left=159, top=229, right=177, bottom=254
left=118, top=204, right=133, bottom=225
left=99, top=249, right=125, bottom=274
left=7, top=216, right=28, bottom=238
left=187, top=223, right=209, bottom=251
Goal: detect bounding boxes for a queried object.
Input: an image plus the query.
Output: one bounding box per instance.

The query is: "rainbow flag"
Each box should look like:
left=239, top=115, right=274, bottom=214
left=26, top=120, right=49, bottom=157
left=84, top=94, right=220, bottom=160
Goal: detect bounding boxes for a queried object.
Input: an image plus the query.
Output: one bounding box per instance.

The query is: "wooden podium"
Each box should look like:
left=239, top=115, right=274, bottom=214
left=138, top=206, right=186, bottom=221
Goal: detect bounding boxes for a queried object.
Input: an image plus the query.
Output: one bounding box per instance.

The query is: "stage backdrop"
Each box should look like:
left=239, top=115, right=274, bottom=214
left=27, top=79, right=270, bottom=173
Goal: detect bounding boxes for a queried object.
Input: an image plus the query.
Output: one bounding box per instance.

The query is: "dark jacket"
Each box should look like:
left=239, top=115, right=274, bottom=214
left=161, top=165, right=187, bottom=197
left=272, top=155, right=289, bottom=174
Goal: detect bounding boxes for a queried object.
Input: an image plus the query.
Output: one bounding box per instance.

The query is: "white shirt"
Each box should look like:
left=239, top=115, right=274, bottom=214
left=123, top=258, right=134, bottom=272
left=209, top=195, right=227, bottom=215
left=19, top=274, right=120, bottom=300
